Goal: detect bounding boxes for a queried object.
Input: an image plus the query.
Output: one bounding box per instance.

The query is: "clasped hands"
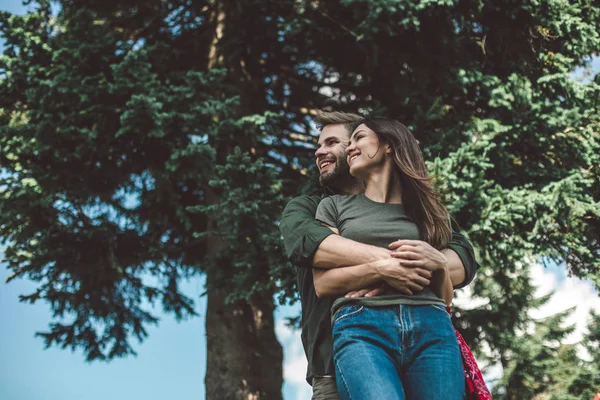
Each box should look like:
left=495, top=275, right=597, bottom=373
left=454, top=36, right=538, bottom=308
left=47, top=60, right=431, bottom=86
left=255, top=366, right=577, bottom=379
left=345, top=240, right=448, bottom=298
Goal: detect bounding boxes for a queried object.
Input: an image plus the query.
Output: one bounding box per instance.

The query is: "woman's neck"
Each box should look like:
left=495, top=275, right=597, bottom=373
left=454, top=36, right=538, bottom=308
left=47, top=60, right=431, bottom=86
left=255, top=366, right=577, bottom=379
left=363, top=161, right=403, bottom=204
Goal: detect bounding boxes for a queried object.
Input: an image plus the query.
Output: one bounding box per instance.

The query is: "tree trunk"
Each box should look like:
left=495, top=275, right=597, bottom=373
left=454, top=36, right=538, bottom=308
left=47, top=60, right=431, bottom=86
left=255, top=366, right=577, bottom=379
left=204, top=185, right=283, bottom=399
left=204, top=1, right=283, bottom=396
left=205, top=287, right=283, bottom=400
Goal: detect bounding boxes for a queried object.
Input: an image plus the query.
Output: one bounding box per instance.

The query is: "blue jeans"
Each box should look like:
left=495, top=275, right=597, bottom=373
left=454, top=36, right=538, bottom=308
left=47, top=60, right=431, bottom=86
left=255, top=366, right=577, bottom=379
left=332, top=304, right=465, bottom=400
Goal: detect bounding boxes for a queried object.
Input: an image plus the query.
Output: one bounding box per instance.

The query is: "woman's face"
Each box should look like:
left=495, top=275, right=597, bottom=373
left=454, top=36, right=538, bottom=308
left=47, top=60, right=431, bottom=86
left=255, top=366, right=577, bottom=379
left=346, top=123, right=387, bottom=178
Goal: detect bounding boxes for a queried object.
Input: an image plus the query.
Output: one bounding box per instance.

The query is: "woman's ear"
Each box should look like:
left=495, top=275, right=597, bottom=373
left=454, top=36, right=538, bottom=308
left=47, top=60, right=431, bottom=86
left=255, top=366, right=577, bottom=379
left=384, top=143, right=392, bottom=154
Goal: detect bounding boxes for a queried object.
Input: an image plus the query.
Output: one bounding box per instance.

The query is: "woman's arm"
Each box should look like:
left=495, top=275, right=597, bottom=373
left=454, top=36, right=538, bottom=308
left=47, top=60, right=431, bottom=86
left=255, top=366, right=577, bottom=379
left=312, top=224, right=433, bottom=298
left=313, top=258, right=433, bottom=298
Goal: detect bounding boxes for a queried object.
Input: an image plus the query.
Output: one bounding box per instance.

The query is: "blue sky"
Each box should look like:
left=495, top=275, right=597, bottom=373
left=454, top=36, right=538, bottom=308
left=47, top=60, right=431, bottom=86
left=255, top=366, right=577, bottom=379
left=0, top=257, right=308, bottom=400
left=1, top=1, right=599, bottom=400
left=1, top=268, right=206, bottom=400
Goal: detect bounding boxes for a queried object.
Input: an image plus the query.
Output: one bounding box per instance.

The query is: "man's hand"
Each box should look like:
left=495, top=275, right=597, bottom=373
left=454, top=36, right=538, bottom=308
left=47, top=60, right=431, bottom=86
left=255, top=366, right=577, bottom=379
left=389, top=240, right=448, bottom=272
left=376, top=259, right=432, bottom=295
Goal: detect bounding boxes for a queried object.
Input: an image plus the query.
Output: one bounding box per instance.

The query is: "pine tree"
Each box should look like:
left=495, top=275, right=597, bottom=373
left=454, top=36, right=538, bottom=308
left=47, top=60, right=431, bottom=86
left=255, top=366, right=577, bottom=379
left=546, top=310, right=600, bottom=400
left=0, top=1, right=295, bottom=398
left=491, top=298, right=577, bottom=399
left=2, top=1, right=599, bottom=398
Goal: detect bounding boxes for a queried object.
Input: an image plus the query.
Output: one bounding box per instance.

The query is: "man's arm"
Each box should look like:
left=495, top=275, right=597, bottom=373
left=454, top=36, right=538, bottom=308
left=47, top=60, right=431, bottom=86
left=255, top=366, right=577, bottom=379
left=313, top=230, right=478, bottom=295
left=442, top=249, right=465, bottom=288
left=446, top=228, right=480, bottom=288
left=312, top=225, right=478, bottom=283
left=312, top=234, right=390, bottom=268
left=280, top=195, right=425, bottom=296
left=279, top=195, right=336, bottom=268
left=281, top=195, right=478, bottom=292
left=312, top=259, right=432, bottom=298
left=280, top=195, right=390, bottom=268
left=312, top=223, right=433, bottom=298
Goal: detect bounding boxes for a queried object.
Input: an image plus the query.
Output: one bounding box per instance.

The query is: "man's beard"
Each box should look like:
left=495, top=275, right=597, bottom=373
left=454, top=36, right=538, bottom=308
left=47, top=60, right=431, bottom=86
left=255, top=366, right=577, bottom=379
left=319, top=157, right=351, bottom=192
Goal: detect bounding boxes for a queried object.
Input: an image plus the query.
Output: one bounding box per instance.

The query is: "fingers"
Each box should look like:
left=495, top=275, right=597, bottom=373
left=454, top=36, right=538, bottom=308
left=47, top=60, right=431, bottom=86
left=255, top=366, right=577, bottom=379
left=397, top=259, right=425, bottom=267
left=345, top=289, right=367, bottom=298
left=382, top=265, right=434, bottom=295
left=406, top=281, right=426, bottom=293
left=390, top=251, right=421, bottom=260
left=412, top=274, right=431, bottom=287
left=364, top=287, right=385, bottom=297
left=388, top=239, right=426, bottom=250
left=388, top=281, right=422, bottom=294
left=381, top=282, right=412, bottom=295
left=385, top=282, right=413, bottom=295
left=414, top=268, right=433, bottom=279
left=390, top=245, right=424, bottom=258
left=345, top=287, right=385, bottom=298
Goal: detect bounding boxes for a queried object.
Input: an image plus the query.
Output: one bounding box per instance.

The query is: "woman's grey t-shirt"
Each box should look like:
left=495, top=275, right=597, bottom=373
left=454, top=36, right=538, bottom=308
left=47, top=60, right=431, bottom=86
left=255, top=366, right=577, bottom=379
left=315, top=193, right=445, bottom=316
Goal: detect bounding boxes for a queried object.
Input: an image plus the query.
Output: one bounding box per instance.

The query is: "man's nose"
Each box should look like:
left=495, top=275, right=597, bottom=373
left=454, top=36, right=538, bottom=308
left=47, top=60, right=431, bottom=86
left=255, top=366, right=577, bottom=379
left=314, top=146, right=327, bottom=158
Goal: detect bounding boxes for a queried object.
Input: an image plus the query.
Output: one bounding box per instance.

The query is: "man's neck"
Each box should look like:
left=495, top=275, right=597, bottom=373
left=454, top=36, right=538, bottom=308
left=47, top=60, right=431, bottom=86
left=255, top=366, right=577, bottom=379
left=326, top=176, right=363, bottom=196
left=338, top=183, right=364, bottom=196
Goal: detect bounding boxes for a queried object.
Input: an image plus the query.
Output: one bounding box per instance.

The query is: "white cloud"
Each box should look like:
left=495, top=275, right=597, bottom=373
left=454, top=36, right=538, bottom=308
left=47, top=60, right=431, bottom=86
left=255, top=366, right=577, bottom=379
left=276, top=320, right=308, bottom=384
left=275, top=312, right=312, bottom=399
left=480, top=262, right=600, bottom=386
left=284, top=355, right=309, bottom=385
left=529, top=263, right=600, bottom=358
left=453, top=283, right=489, bottom=309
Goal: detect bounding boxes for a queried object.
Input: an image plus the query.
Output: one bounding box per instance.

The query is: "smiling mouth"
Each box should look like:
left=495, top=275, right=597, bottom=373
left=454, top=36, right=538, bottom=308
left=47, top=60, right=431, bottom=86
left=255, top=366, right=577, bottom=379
left=349, top=154, right=359, bottom=164
left=319, top=160, right=334, bottom=171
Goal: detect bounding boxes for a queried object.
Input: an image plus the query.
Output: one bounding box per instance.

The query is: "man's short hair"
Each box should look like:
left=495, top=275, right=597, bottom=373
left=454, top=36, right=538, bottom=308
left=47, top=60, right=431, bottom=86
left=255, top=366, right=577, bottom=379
left=313, top=110, right=363, bottom=135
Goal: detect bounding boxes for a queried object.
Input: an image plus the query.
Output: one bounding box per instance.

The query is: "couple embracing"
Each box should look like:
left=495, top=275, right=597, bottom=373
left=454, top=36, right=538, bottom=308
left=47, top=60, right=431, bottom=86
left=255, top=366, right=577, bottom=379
left=280, top=111, right=488, bottom=400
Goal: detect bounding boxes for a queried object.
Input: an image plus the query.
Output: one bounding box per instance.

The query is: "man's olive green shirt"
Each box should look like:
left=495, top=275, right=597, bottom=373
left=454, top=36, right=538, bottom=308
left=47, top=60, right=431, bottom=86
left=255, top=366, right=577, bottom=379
left=279, top=194, right=479, bottom=385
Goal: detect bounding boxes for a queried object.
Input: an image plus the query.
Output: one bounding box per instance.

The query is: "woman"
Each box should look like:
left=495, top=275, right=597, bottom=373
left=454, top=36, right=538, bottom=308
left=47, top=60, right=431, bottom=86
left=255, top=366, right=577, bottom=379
left=314, top=118, right=464, bottom=400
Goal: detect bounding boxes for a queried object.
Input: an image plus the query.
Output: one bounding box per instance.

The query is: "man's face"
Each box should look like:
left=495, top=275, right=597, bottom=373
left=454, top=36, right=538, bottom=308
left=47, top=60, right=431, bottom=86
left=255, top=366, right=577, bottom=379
left=314, top=124, right=351, bottom=187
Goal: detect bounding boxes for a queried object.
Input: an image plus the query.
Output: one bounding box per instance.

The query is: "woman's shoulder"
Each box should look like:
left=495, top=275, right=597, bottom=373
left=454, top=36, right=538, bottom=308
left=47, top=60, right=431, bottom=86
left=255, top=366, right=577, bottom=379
left=319, top=194, right=363, bottom=208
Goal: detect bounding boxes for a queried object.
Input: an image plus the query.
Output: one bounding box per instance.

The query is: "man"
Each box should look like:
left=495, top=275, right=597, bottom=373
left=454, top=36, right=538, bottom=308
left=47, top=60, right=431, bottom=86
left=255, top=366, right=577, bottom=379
left=279, top=111, right=478, bottom=399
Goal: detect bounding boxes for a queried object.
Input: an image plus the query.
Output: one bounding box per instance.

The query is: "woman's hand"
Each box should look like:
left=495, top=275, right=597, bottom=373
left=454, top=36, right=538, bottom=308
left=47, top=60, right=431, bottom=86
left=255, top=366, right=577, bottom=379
left=375, top=258, right=433, bottom=295
left=388, top=240, right=448, bottom=272
left=389, top=240, right=454, bottom=305
left=344, top=257, right=434, bottom=298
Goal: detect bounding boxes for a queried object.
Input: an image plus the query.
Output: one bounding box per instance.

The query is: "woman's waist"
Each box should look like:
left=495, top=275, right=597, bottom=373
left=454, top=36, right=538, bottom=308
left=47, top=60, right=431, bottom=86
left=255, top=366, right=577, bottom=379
left=330, top=288, right=444, bottom=317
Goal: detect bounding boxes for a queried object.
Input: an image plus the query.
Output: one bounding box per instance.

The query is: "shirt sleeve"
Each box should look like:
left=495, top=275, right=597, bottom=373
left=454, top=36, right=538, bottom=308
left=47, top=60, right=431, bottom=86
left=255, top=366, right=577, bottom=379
left=279, top=195, right=336, bottom=268
left=315, top=196, right=338, bottom=229
left=447, top=226, right=480, bottom=289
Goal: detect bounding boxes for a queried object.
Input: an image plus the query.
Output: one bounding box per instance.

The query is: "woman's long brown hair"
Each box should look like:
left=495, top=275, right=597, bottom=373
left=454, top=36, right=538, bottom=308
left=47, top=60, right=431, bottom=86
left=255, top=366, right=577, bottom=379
left=361, top=118, right=451, bottom=249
